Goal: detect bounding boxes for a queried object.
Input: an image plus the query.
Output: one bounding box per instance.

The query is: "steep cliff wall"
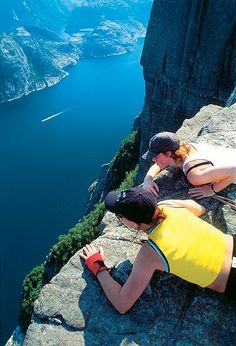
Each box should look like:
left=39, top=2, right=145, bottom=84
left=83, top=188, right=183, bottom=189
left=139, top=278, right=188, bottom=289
left=22, top=103, right=236, bottom=346
left=86, top=0, right=236, bottom=209
left=137, top=0, right=236, bottom=182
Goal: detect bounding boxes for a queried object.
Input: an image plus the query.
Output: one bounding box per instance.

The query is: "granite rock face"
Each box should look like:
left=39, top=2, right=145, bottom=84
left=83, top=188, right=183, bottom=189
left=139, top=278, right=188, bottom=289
left=138, top=0, right=236, bottom=182
left=23, top=103, right=236, bottom=346
left=0, top=26, right=79, bottom=103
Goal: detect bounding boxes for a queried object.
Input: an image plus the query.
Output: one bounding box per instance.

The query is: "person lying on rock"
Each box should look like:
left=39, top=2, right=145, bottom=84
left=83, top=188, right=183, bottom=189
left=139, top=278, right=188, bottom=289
left=142, top=131, right=236, bottom=199
left=80, top=186, right=236, bottom=313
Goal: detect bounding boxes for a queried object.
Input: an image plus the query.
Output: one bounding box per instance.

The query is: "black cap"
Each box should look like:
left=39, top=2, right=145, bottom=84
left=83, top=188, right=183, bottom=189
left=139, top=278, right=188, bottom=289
left=104, top=186, right=157, bottom=224
left=142, top=132, right=180, bottom=161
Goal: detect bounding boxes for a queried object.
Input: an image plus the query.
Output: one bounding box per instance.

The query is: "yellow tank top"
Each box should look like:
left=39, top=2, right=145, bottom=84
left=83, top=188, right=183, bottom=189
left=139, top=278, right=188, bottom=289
left=147, top=206, right=226, bottom=287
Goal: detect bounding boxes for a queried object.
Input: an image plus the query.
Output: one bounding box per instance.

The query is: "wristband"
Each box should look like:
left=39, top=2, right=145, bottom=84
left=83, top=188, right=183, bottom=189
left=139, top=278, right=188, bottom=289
left=84, top=252, right=107, bottom=277
left=211, top=184, right=217, bottom=194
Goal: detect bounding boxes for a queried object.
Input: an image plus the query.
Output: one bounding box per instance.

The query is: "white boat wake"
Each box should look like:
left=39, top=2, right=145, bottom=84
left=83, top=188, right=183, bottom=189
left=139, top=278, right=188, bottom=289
left=41, top=107, right=73, bottom=123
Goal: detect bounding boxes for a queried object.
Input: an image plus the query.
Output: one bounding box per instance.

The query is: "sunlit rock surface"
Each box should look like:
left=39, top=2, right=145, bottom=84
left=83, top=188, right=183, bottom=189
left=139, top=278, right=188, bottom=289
left=23, top=103, right=236, bottom=346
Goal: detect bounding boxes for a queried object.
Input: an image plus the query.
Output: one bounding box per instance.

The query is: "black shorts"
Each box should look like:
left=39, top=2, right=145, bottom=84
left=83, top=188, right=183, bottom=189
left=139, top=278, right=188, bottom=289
left=224, top=234, right=236, bottom=301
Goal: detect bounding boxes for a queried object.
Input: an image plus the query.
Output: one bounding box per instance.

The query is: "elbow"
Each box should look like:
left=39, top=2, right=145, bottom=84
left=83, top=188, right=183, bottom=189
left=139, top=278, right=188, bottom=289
left=116, top=306, right=130, bottom=315
left=200, top=205, right=206, bottom=215
left=192, top=201, right=206, bottom=217
left=197, top=205, right=206, bottom=217
left=115, top=301, right=132, bottom=315
left=187, top=173, right=205, bottom=186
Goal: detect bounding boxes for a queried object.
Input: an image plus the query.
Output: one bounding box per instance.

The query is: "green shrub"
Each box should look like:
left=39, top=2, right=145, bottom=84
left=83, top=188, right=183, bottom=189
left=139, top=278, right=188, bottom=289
left=19, top=264, right=44, bottom=332
left=107, top=130, right=140, bottom=191
left=18, top=130, right=140, bottom=333
left=19, top=203, right=105, bottom=332
left=118, top=165, right=139, bottom=190
left=43, top=202, right=105, bottom=282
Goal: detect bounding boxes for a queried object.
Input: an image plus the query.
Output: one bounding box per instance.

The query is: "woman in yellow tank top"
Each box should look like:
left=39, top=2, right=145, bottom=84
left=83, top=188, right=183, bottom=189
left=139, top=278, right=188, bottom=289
left=80, top=186, right=235, bottom=314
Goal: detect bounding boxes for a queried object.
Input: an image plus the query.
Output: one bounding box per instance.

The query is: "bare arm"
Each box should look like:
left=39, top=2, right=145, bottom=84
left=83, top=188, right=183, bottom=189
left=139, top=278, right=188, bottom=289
left=188, top=166, right=236, bottom=198
left=213, top=175, right=236, bottom=192
left=81, top=244, right=158, bottom=314
left=160, top=199, right=205, bottom=217
left=145, top=163, right=161, bottom=179
left=143, top=164, right=161, bottom=196
left=187, top=165, right=236, bottom=187
left=98, top=245, right=158, bottom=314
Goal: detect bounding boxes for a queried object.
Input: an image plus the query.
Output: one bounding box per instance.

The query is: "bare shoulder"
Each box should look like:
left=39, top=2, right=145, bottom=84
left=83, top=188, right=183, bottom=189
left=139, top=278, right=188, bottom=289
left=159, top=199, right=205, bottom=216
left=137, top=241, right=165, bottom=271
left=184, top=160, right=213, bottom=174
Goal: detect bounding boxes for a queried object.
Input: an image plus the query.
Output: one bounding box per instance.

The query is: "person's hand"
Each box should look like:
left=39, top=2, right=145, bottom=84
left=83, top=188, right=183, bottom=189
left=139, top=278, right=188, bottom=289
left=143, top=177, right=159, bottom=197
left=80, top=244, right=106, bottom=276
left=188, top=184, right=215, bottom=199
left=80, top=243, right=104, bottom=261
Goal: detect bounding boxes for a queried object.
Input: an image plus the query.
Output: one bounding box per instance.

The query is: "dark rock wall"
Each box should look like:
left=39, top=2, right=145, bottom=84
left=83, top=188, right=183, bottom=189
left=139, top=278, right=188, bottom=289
left=137, top=0, right=236, bottom=182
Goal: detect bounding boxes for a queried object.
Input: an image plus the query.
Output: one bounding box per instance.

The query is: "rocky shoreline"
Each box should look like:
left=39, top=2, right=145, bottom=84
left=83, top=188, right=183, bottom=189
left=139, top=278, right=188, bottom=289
left=0, top=26, right=79, bottom=104
left=0, top=23, right=145, bottom=104
left=0, top=0, right=151, bottom=104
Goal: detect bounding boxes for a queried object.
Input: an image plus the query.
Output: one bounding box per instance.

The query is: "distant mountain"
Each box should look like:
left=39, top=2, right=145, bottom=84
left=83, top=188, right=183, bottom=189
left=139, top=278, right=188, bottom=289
left=66, top=0, right=153, bottom=57
left=0, top=26, right=78, bottom=103
left=78, top=19, right=145, bottom=58
left=66, top=0, right=152, bottom=32
left=0, top=0, right=72, bottom=32
left=0, top=0, right=152, bottom=34
left=0, top=0, right=153, bottom=102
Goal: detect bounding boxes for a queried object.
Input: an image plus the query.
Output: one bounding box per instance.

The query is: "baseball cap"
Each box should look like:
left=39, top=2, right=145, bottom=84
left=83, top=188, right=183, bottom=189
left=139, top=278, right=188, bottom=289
left=142, top=132, right=180, bottom=161
left=104, top=186, right=157, bottom=223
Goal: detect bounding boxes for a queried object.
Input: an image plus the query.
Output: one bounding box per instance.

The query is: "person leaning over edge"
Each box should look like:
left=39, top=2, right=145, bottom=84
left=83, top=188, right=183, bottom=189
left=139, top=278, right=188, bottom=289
left=141, top=132, right=236, bottom=199
left=80, top=187, right=235, bottom=314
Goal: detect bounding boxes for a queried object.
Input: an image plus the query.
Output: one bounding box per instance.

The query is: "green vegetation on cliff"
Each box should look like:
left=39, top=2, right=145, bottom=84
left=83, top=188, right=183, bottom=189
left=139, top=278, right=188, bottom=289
left=19, top=264, right=44, bottom=331
left=44, top=203, right=106, bottom=282
left=106, top=129, right=141, bottom=191
left=19, top=129, right=140, bottom=333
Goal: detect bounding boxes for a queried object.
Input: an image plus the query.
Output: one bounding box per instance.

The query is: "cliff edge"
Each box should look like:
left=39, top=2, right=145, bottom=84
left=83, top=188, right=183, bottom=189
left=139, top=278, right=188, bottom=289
left=86, top=0, right=236, bottom=209
left=22, top=103, right=236, bottom=346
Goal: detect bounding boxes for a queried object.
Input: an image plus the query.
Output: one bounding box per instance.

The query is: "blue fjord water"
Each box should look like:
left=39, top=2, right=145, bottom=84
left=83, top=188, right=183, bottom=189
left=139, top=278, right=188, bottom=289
left=0, top=41, right=145, bottom=343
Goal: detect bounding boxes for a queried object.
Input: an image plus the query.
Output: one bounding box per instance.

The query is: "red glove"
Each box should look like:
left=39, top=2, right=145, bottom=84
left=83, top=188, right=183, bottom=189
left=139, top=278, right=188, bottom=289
left=84, top=252, right=107, bottom=277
